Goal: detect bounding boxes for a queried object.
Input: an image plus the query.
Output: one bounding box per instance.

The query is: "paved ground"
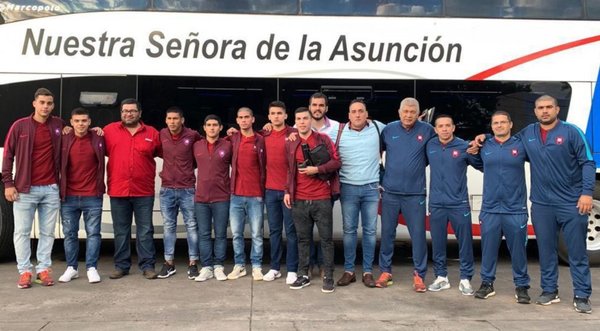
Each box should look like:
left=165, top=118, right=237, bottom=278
left=0, top=241, right=598, bottom=330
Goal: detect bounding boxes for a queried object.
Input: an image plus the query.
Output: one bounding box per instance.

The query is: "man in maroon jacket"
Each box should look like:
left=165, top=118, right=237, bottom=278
left=2, top=87, right=63, bottom=289
left=58, top=107, right=105, bottom=284
left=157, top=107, right=202, bottom=280
left=284, top=107, right=341, bottom=293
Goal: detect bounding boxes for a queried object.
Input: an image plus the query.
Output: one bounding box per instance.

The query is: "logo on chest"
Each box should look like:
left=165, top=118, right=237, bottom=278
left=452, top=150, right=460, bottom=158
left=512, top=149, right=518, bottom=157
left=555, top=136, right=564, bottom=145
left=184, top=139, right=190, bottom=146
left=417, top=134, right=423, bottom=143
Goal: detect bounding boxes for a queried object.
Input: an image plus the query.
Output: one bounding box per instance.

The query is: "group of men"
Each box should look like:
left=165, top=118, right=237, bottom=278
left=1, top=88, right=595, bottom=313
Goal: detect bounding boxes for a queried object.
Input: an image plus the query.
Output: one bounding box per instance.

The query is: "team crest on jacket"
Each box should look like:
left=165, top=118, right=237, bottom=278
left=452, top=150, right=459, bottom=158
left=512, top=149, right=518, bottom=157
left=555, top=136, right=564, bottom=145
left=54, top=128, right=60, bottom=136
left=184, top=139, right=190, bottom=145
left=417, top=135, right=423, bottom=142
left=218, top=150, right=225, bottom=158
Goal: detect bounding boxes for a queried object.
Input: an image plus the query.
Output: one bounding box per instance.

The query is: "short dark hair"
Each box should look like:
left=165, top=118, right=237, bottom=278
left=349, top=98, right=366, bottom=108
left=121, top=98, right=141, bottom=111
left=434, top=114, right=453, bottom=126
left=34, top=87, right=54, bottom=99
left=491, top=111, right=511, bottom=122
left=309, top=92, right=328, bottom=106
left=166, top=106, right=184, bottom=117
left=204, top=114, right=222, bottom=126
left=268, top=100, right=286, bottom=112
left=71, top=107, right=89, bottom=117
left=294, top=106, right=310, bottom=115
left=237, top=107, right=254, bottom=117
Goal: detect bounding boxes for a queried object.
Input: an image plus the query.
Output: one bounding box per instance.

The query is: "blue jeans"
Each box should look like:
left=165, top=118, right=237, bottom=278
left=110, top=196, right=156, bottom=272
left=61, top=196, right=103, bottom=269
left=340, top=182, right=379, bottom=273
left=229, top=195, right=264, bottom=268
left=159, top=187, right=198, bottom=261
left=196, top=201, right=230, bottom=268
left=13, top=184, right=60, bottom=274
left=265, top=189, right=298, bottom=272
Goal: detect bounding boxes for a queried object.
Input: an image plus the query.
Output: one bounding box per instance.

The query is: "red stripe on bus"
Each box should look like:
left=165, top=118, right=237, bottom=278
left=466, top=35, right=600, bottom=80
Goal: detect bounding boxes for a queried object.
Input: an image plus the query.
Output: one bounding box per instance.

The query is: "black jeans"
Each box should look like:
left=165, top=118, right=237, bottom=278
left=293, top=199, right=334, bottom=278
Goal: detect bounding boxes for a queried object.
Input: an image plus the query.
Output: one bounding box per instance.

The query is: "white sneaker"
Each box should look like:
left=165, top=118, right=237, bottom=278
left=227, top=265, right=247, bottom=280
left=263, top=269, right=281, bottom=282
left=286, top=272, right=298, bottom=285
left=59, top=266, right=79, bottom=283
left=252, top=267, right=264, bottom=281
left=428, top=276, right=451, bottom=292
left=195, top=267, right=214, bottom=282
left=214, top=266, right=227, bottom=281
left=86, top=267, right=101, bottom=283
left=459, top=279, right=474, bottom=296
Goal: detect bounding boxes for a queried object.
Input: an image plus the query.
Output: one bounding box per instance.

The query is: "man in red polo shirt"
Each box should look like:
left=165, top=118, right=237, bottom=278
left=227, top=107, right=267, bottom=281
left=58, top=107, right=105, bottom=284
left=103, top=98, right=162, bottom=280
left=3, top=87, right=63, bottom=289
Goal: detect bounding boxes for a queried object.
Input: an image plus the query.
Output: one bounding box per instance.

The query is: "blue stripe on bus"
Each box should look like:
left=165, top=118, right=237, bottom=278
left=585, top=66, right=600, bottom=168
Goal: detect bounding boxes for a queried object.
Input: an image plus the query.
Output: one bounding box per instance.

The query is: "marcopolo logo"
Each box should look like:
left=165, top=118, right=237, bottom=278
left=0, top=2, right=62, bottom=13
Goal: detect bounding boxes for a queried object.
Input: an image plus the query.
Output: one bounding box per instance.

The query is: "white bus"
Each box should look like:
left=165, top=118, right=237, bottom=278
left=0, top=0, right=599, bottom=264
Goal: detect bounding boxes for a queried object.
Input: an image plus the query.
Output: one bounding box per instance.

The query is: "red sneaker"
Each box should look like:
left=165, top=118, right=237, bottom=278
left=375, top=272, right=393, bottom=288
left=17, top=271, right=32, bottom=289
left=413, top=271, right=426, bottom=293
left=36, top=270, right=55, bottom=286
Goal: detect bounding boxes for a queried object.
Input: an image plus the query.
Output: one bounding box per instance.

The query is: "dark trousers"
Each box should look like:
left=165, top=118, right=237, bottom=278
left=293, top=199, right=334, bottom=279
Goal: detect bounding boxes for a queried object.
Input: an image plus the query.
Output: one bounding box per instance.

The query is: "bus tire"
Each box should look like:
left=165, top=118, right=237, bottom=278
left=0, top=182, right=15, bottom=261
left=557, top=180, right=600, bottom=267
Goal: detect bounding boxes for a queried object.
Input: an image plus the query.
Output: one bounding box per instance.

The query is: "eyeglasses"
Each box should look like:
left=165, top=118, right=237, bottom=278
left=121, top=109, right=139, bottom=114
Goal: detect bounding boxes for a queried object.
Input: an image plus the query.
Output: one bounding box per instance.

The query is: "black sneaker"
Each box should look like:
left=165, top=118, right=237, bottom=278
left=474, top=282, right=495, bottom=299
left=574, top=296, right=592, bottom=314
left=290, top=276, right=310, bottom=290
left=322, top=277, right=335, bottom=293
left=187, top=264, right=199, bottom=280
left=157, top=263, right=176, bottom=279
left=515, top=286, right=531, bottom=304
left=535, top=291, right=560, bottom=306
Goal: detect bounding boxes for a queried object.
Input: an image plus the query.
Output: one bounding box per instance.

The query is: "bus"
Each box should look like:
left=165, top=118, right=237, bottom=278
left=0, top=0, right=599, bottom=264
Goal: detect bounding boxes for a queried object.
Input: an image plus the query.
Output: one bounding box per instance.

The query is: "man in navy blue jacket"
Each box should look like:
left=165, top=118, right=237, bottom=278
left=520, top=95, right=595, bottom=313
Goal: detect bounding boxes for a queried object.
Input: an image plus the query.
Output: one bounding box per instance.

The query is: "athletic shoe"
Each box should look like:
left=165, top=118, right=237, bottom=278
left=87, top=267, right=101, bottom=283
left=536, top=291, right=560, bottom=306
left=17, top=271, right=33, bottom=289
left=252, top=268, right=264, bottom=281
left=59, top=266, right=79, bottom=283
left=375, top=272, right=393, bottom=288
left=157, top=263, right=176, bottom=279
left=286, top=272, right=298, bottom=285
left=187, top=264, right=199, bottom=280
left=413, top=271, right=426, bottom=293
left=574, top=296, right=592, bottom=314
left=290, top=276, right=311, bottom=290
left=263, top=269, right=282, bottom=282
left=214, top=266, right=227, bottom=281
left=195, top=267, right=214, bottom=282
left=36, top=270, right=55, bottom=286
left=322, top=277, right=335, bottom=293
left=227, top=265, right=247, bottom=280
left=515, top=286, right=531, bottom=304
left=428, top=276, right=451, bottom=292
left=474, top=282, right=495, bottom=299
left=459, top=279, right=474, bottom=296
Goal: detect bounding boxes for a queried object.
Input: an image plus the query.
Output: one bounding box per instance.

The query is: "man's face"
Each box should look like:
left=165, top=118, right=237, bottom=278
left=33, top=95, right=54, bottom=119
left=534, top=99, right=560, bottom=126
left=70, top=114, right=91, bottom=136
left=348, top=102, right=368, bottom=129
left=399, top=104, right=419, bottom=128
left=165, top=112, right=184, bottom=134
left=434, top=117, right=455, bottom=142
left=491, top=114, right=512, bottom=138
left=236, top=109, right=255, bottom=130
left=121, top=103, right=141, bottom=127
left=268, top=106, right=287, bottom=127
left=203, top=119, right=222, bottom=139
left=309, top=97, right=328, bottom=121
left=295, top=111, right=312, bottom=135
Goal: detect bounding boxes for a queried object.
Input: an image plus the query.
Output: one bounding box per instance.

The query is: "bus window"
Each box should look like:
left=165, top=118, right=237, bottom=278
left=300, top=0, right=377, bottom=16
left=512, top=0, right=583, bottom=19
left=586, top=0, right=600, bottom=19
left=153, top=0, right=297, bottom=14
left=375, top=0, right=442, bottom=17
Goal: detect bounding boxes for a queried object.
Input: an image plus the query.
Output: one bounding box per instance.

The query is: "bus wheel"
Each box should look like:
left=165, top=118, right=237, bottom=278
left=0, top=182, right=15, bottom=261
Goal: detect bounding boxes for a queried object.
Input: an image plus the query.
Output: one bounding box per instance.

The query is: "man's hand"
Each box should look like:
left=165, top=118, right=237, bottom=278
left=62, top=126, right=73, bottom=135
left=91, top=127, right=104, bottom=136
left=577, top=194, right=593, bottom=215
left=284, top=193, right=292, bottom=209
left=226, top=127, right=238, bottom=136
left=287, top=132, right=298, bottom=142
left=262, top=123, right=273, bottom=132
left=467, top=141, right=480, bottom=155
left=473, top=134, right=486, bottom=147
left=298, top=166, right=319, bottom=176
left=5, top=187, right=18, bottom=202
